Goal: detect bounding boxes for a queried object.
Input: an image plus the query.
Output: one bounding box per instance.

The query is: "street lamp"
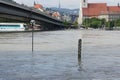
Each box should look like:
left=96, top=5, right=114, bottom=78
left=30, top=20, right=35, bottom=52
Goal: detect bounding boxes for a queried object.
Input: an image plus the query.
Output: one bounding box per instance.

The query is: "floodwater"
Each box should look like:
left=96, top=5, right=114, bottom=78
left=0, top=30, right=120, bottom=80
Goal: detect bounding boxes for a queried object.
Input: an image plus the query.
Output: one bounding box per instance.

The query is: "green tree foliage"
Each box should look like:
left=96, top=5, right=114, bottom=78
left=105, top=21, right=110, bottom=28
left=83, top=18, right=90, bottom=28
left=63, top=20, right=70, bottom=28
left=72, top=21, right=78, bottom=29
left=115, top=19, right=120, bottom=27
left=82, top=17, right=120, bottom=29
left=83, top=18, right=102, bottom=29
left=73, top=21, right=78, bottom=26
left=63, top=20, right=69, bottom=26
left=101, top=18, right=106, bottom=25
left=105, top=21, right=114, bottom=29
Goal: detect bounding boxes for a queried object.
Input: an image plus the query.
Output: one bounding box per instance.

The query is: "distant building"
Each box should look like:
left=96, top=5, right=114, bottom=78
left=70, top=14, right=78, bottom=23
left=34, top=3, right=44, bottom=12
left=82, top=1, right=120, bottom=21
left=61, top=14, right=71, bottom=22
left=83, top=3, right=107, bottom=18
left=52, top=12, right=61, bottom=20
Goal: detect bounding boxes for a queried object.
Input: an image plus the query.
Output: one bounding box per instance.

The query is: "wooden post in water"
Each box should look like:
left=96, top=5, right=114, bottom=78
left=78, top=39, right=82, bottom=59
left=78, top=39, right=82, bottom=71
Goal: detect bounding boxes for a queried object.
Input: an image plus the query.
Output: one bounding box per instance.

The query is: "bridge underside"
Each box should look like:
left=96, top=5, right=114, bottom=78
left=0, top=13, right=64, bottom=30
left=0, top=1, right=68, bottom=30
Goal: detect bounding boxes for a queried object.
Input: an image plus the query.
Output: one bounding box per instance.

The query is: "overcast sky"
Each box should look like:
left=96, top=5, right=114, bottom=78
left=14, top=0, right=120, bottom=9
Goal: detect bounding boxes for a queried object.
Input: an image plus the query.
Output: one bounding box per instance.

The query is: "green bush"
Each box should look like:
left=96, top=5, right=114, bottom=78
left=83, top=18, right=102, bottom=29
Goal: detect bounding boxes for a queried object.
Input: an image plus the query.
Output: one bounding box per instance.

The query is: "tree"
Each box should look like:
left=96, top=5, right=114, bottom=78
left=63, top=20, right=70, bottom=29
left=116, top=19, right=120, bottom=27
left=105, top=21, right=114, bottom=30
left=101, top=19, right=106, bottom=25
left=82, top=18, right=90, bottom=29
left=72, top=21, right=78, bottom=28
left=83, top=18, right=102, bottom=29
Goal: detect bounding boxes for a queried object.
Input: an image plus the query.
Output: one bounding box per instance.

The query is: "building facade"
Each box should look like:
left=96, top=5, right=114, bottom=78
left=82, top=1, right=120, bottom=22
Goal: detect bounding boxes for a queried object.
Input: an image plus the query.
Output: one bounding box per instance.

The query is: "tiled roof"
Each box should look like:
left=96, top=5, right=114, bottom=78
left=34, top=4, right=43, bottom=9
left=107, top=6, right=120, bottom=12
left=83, top=3, right=107, bottom=17
left=52, top=12, right=60, bottom=17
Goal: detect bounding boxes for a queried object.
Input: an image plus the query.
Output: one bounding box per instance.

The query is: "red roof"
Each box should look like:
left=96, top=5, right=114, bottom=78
left=83, top=3, right=107, bottom=17
left=83, top=3, right=120, bottom=17
left=107, top=6, right=120, bottom=12
left=52, top=12, right=60, bottom=17
left=34, top=4, right=43, bottom=9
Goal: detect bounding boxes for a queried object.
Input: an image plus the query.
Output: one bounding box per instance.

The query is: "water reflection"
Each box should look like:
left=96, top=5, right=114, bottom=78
left=78, top=56, right=82, bottom=71
left=31, top=51, right=35, bottom=80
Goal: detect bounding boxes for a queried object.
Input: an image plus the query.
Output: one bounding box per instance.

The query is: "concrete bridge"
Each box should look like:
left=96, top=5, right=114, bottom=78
left=0, top=1, right=67, bottom=30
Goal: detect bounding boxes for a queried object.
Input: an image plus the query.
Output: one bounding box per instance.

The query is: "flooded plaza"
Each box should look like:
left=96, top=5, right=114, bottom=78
left=0, top=30, right=120, bottom=80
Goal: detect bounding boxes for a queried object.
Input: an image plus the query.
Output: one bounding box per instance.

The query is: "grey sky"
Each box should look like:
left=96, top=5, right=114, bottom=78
left=14, top=0, right=120, bottom=9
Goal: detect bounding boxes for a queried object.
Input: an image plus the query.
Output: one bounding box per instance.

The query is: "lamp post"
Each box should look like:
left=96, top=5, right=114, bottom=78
left=30, top=20, right=35, bottom=52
